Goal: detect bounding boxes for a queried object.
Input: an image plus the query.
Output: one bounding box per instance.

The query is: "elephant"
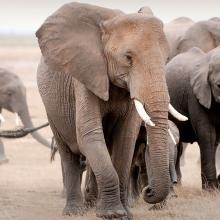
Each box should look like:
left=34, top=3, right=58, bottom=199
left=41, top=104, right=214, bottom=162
left=84, top=120, right=179, bottom=208
left=36, top=2, right=187, bottom=219
left=0, top=68, right=51, bottom=164
left=166, top=46, right=220, bottom=190
left=128, top=120, right=179, bottom=207
left=163, top=17, right=194, bottom=60
left=138, top=7, right=194, bottom=61
left=176, top=18, right=220, bottom=55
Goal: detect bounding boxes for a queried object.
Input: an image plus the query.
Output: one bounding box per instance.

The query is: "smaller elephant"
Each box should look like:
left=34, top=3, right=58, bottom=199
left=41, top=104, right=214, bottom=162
left=128, top=120, right=179, bottom=206
left=84, top=120, right=180, bottom=208
left=0, top=68, right=51, bottom=164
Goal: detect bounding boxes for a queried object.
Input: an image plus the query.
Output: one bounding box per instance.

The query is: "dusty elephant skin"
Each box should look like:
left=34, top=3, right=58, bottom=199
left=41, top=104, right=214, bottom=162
left=35, top=2, right=175, bottom=219
left=166, top=47, right=220, bottom=190
left=0, top=68, right=51, bottom=163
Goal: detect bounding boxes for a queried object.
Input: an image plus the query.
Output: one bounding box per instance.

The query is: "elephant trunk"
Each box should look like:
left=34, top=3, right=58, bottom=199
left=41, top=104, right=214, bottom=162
left=143, top=110, right=169, bottom=204
left=131, top=59, right=170, bottom=204
left=18, top=102, right=51, bottom=148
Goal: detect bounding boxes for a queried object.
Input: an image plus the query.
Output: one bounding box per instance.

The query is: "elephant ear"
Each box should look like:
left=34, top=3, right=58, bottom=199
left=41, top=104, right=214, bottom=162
left=36, top=2, right=121, bottom=101
left=190, top=54, right=212, bottom=109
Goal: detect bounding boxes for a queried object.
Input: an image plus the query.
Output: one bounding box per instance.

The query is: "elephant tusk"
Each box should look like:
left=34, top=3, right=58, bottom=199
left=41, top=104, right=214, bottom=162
left=134, top=99, right=155, bottom=127
left=169, top=104, right=188, bottom=121
left=15, top=113, right=21, bottom=126
left=0, top=114, right=5, bottom=124
left=168, top=128, right=177, bottom=145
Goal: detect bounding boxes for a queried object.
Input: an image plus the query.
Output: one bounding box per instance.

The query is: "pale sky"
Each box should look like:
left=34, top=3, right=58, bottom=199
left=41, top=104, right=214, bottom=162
left=0, top=0, right=219, bottom=34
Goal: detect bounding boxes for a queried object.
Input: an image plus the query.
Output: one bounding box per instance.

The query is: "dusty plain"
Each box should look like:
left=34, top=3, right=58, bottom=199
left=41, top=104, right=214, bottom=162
left=0, top=37, right=220, bottom=220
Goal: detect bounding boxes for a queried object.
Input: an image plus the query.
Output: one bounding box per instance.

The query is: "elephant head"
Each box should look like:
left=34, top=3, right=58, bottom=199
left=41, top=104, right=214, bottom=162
left=0, top=68, right=50, bottom=148
left=190, top=47, right=220, bottom=109
left=36, top=2, right=187, bottom=204
left=177, top=19, right=220, bottom=54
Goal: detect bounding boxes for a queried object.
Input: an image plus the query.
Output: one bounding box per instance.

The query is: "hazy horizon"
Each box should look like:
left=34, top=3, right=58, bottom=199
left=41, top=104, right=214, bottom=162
left=0, top=0, right=219, bottom=35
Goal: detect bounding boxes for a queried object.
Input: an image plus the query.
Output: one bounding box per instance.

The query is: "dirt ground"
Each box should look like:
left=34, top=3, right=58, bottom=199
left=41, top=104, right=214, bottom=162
left=0, top=46, right=220, bottom=220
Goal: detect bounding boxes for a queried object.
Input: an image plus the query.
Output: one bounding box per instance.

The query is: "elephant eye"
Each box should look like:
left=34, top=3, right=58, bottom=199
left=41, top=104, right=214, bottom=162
left=125, top=53, right=133, bottom=66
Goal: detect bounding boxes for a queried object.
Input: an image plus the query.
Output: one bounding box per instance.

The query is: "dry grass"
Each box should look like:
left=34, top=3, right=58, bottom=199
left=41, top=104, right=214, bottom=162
left=0, top=43, right=220, bottom=220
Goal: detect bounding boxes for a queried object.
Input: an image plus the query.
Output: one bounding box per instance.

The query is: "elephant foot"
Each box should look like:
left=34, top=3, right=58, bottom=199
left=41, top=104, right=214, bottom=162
left=123, top=206, right=133, bottom=220
left=96, top=201, right=127, bottom=219
left=62, top=201, right=86, bottom=216
left=201, top=176, right=219, bottom=192
left=84, top=197, right=97, bottom=209
left=0, top=157, right=9, bottom=165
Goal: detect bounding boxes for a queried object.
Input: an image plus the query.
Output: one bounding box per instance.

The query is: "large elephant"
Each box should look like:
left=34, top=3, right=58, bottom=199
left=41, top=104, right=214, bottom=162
left=177, top=18, right=220, bottom=55
left=0, top=68, right=51, bottom=163
left=36, top=2, right=186, bottom=219
left=166, top=46, right=220, bottom=190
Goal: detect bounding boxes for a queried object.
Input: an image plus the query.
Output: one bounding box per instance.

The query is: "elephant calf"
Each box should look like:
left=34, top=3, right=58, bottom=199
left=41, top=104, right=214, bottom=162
left=84, top=121, right=180, bottom=208
left=128, top=120, right=179, bottom=207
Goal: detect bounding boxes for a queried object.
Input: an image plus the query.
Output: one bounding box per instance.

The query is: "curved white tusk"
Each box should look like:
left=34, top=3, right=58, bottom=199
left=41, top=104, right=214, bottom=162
left=169, top=104, right=188, bottom=121
left=134, top=99, right=155, bottom=127
left=15, top=113, right=21, bottom=126
left=0, top=114, right=5, bottom=124
left=168, top=129, right=177, bottom=145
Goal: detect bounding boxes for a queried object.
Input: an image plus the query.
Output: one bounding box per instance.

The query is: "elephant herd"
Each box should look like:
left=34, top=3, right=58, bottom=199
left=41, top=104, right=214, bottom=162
left=1, top=2, right=220, bottom=220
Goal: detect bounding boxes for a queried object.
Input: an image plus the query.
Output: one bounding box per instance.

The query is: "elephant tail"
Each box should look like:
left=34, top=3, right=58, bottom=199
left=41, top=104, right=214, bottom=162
left=50, top=136, right=58, bottom=162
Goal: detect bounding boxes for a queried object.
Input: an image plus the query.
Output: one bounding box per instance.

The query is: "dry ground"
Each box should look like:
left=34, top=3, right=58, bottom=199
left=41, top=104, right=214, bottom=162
left=0, top=45, right=220, bottom=220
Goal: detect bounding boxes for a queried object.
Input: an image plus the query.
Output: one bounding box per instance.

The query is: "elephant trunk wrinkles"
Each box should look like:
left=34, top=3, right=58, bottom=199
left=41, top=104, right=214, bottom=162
left=18, top=102, right=51, bottom=148
left=132, top=62, right=170, bottom=204
left=144, top=111, right=169, bottom=204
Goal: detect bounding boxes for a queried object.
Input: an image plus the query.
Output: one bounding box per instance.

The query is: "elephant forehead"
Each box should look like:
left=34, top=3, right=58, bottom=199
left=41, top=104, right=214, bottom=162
left=110, top=14, right=163, bottom=34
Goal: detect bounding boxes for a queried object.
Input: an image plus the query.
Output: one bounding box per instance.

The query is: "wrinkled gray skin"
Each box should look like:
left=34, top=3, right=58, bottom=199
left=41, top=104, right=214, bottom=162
left=166, top=47, right=220, bottom=190
left=177, top=18, right=220, bottom=55
left=164, top=17, right=194, bottom=60
left=0, top=68, right=50, bottom=164
left=36, top=2, right=171, bottom=219
left=84, top=121, right=179, bottom=208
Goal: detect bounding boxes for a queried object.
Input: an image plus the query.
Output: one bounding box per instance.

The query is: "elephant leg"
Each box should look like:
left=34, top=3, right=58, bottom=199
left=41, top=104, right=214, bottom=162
left=111, top=108, right=140, bottom=219
left=0, top=139, right=8, bottom=165
left=175, top=142, right=183, bottom=184
left=84, top=164, right=98, bottom=208
left=75, top=85, right=126, bottom=219
left=128, top=165, right=140, bottom=208
left=197, top=126, right=217, bottom=190
left=49, top=120, right=85, bottom=216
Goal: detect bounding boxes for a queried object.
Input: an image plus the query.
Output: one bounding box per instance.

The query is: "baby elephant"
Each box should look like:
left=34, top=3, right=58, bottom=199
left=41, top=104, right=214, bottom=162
left=128, top=120, right=180, bottom=207
left=84, top=120, right=180, bottom=209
